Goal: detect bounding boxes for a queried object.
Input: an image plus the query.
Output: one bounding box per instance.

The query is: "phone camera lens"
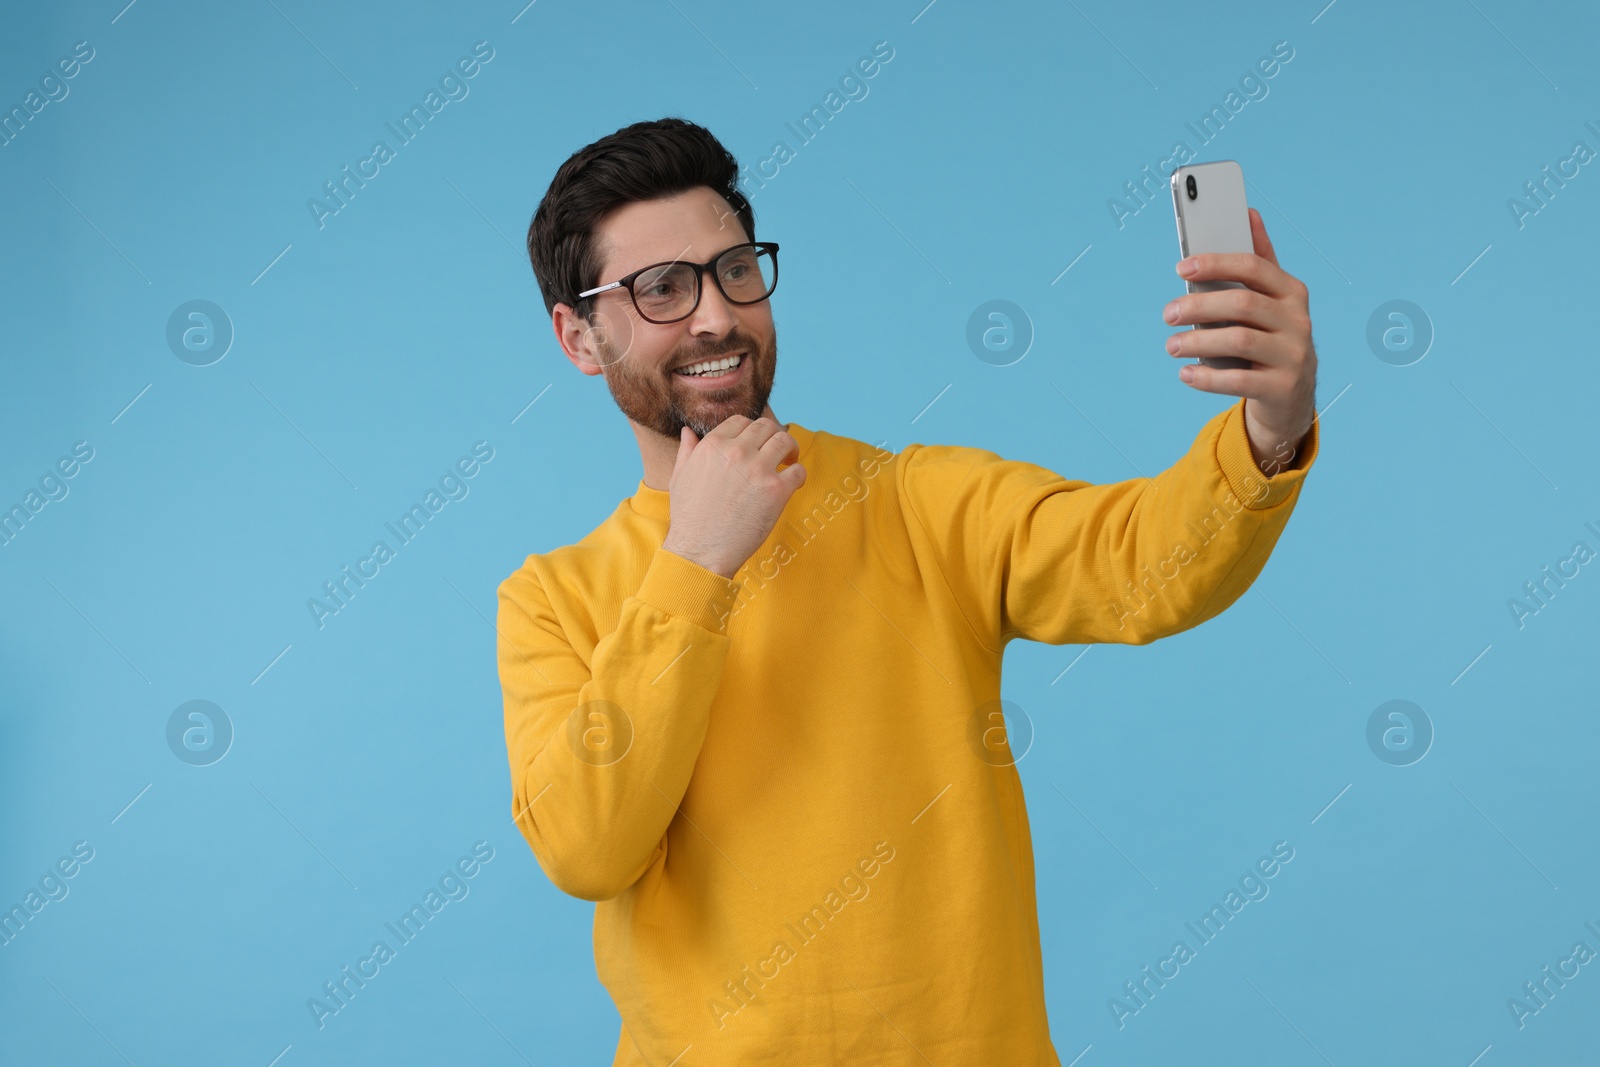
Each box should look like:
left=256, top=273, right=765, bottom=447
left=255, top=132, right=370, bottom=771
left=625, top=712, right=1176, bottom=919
left=1185, top=175, right=1198, bottom=201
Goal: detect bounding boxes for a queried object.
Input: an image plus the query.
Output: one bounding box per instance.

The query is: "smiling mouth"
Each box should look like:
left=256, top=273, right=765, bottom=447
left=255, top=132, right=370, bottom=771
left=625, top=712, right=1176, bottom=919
left=673, top=352, right=746, bottom=379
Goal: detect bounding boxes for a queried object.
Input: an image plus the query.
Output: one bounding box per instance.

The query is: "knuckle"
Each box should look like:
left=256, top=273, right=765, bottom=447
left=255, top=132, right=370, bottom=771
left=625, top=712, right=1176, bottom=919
left=1232, top=328, right=1259, bottom=355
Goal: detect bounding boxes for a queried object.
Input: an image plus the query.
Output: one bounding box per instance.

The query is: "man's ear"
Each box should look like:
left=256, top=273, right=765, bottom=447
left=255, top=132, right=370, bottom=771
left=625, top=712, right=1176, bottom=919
left=552, top=303, right=603, bottom=377
left=554, top=300, right=636, bottom=376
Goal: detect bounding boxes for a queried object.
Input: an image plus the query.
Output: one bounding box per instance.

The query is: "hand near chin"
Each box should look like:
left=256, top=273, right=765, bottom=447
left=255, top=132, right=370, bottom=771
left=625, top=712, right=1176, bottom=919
left=660, top=416, right=806, bottom=579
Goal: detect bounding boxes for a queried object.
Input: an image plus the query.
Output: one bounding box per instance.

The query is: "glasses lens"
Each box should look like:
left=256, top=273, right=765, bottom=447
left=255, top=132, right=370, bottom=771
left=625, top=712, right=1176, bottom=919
left=716, top=245, right=777, bottom=303
left=633, top=262, right=697, bottom=321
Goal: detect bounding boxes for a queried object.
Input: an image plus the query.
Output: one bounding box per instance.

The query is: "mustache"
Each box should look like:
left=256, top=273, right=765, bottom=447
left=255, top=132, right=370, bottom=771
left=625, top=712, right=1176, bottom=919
left=670, top=331, right=757, bottom=370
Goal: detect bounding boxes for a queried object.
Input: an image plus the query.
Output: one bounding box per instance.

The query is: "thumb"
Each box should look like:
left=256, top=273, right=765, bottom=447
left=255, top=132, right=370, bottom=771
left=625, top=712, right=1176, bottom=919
left=674, top=424, right=698, bottom=469
left=779, top=460, right=807, bottom=491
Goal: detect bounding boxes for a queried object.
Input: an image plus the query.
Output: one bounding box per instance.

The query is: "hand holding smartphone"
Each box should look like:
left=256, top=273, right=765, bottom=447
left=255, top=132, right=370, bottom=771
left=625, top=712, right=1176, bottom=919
left=1170, top=159, right=1253, bottom=370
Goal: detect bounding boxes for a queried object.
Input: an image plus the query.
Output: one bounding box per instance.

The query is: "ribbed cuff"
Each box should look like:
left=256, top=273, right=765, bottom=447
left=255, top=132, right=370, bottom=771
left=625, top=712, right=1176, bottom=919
left=1215, top=399, right=1320, bottom=510
left=635, top=546, right=742, bottom=635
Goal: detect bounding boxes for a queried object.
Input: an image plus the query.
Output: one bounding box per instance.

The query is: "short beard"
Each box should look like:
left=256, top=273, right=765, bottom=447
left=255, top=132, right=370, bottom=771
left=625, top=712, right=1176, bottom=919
left=596, top=324, right=778, bottom=441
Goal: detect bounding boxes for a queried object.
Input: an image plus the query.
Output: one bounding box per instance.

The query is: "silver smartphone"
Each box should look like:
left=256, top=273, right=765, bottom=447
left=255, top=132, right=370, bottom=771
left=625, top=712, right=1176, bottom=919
left=1170, top=159, right=1253, bottom=370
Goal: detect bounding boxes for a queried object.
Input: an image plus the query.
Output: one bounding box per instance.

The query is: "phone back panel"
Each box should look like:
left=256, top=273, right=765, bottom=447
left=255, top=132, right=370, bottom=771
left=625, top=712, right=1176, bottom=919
left=1171, top=160, right=1252, bottom=261
left=1171, top=159, right=1253, bottom=368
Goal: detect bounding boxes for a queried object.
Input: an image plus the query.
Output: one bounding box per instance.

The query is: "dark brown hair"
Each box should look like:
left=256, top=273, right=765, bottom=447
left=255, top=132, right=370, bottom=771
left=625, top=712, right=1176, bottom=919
left=526, top=117, right=755, bottom=321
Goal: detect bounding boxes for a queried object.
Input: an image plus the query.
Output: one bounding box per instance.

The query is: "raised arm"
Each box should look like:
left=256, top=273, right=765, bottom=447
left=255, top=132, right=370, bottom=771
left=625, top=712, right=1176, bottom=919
left=499, top=416, right=806, bottom=901
left=498, top=546, right=740, bottom=901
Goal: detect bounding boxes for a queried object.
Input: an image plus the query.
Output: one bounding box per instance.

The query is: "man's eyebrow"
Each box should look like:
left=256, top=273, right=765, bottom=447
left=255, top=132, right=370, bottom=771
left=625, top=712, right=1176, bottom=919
left=621, top=240, right=745, bottom=273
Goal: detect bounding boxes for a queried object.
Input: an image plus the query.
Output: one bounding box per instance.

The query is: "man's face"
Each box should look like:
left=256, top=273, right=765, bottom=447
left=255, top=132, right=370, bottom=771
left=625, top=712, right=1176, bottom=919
left=558, top=186, right=778, bottom=440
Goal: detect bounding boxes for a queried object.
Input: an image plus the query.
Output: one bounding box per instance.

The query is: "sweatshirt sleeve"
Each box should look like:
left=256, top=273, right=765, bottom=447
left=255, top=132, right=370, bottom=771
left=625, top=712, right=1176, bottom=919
left=497, top=545, right=741, bottom=902
left=896, top=398, right=1319, bottom=650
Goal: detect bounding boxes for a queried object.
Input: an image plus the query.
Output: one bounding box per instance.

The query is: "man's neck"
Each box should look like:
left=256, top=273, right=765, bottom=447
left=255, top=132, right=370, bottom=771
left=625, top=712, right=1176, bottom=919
left=635, top=404, right=782, bottom=490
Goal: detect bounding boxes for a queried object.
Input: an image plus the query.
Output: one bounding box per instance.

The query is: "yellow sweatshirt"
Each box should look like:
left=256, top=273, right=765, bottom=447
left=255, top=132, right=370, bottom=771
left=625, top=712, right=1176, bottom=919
left=497, top=398, right=1318, bottom=1065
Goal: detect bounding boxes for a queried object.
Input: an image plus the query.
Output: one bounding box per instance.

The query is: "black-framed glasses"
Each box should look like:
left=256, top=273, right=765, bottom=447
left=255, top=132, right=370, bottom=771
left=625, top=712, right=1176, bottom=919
left=577, top=242, right=779, bottom=324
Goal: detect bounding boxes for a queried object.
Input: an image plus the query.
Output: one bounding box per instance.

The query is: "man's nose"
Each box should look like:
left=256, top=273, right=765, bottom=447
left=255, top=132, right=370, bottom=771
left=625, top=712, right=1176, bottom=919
left=686, top=275, right=738, bottom=336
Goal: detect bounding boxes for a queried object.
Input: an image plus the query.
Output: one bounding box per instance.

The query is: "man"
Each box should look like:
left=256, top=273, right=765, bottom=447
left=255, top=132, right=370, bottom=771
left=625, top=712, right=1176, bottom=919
left=498, top=117, right=1318, bottom=1065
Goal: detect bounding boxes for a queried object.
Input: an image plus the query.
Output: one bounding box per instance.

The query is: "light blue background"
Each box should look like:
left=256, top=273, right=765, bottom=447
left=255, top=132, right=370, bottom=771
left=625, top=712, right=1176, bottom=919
left=3, top=1, right=1597, bottom=1063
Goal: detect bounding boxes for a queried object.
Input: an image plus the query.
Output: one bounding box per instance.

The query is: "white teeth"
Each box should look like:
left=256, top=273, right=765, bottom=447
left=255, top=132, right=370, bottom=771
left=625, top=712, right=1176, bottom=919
left=676, top=354, right=744, bottom=376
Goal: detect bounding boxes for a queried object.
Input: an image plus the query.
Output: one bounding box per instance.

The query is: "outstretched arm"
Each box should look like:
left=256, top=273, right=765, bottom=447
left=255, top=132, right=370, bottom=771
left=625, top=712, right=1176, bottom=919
left=898, top=209, right=1321, bottom=649
left=897, top=401, right=1319, bottom=650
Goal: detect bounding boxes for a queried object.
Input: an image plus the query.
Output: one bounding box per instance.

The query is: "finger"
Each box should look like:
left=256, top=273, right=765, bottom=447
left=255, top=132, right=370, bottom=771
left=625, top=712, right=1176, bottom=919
left=674, top=424, right=697, bottom=469
left=1248, top=208, right=1280, bottom=267
left=778, top=460, right=807, bottom=490
left=1167, top=325, right=1286, bottom=368
left=1165, top=287, right=1292, bottom=332
left=709, top=413, right=753, bottom=440
left=1177, top=250, right=1298, bottom=299
left=739, top=416, right=782, bottom=452
left=757, top=428, right=800, bottom=470
left=1178, top=359, right=1263, bottom=399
